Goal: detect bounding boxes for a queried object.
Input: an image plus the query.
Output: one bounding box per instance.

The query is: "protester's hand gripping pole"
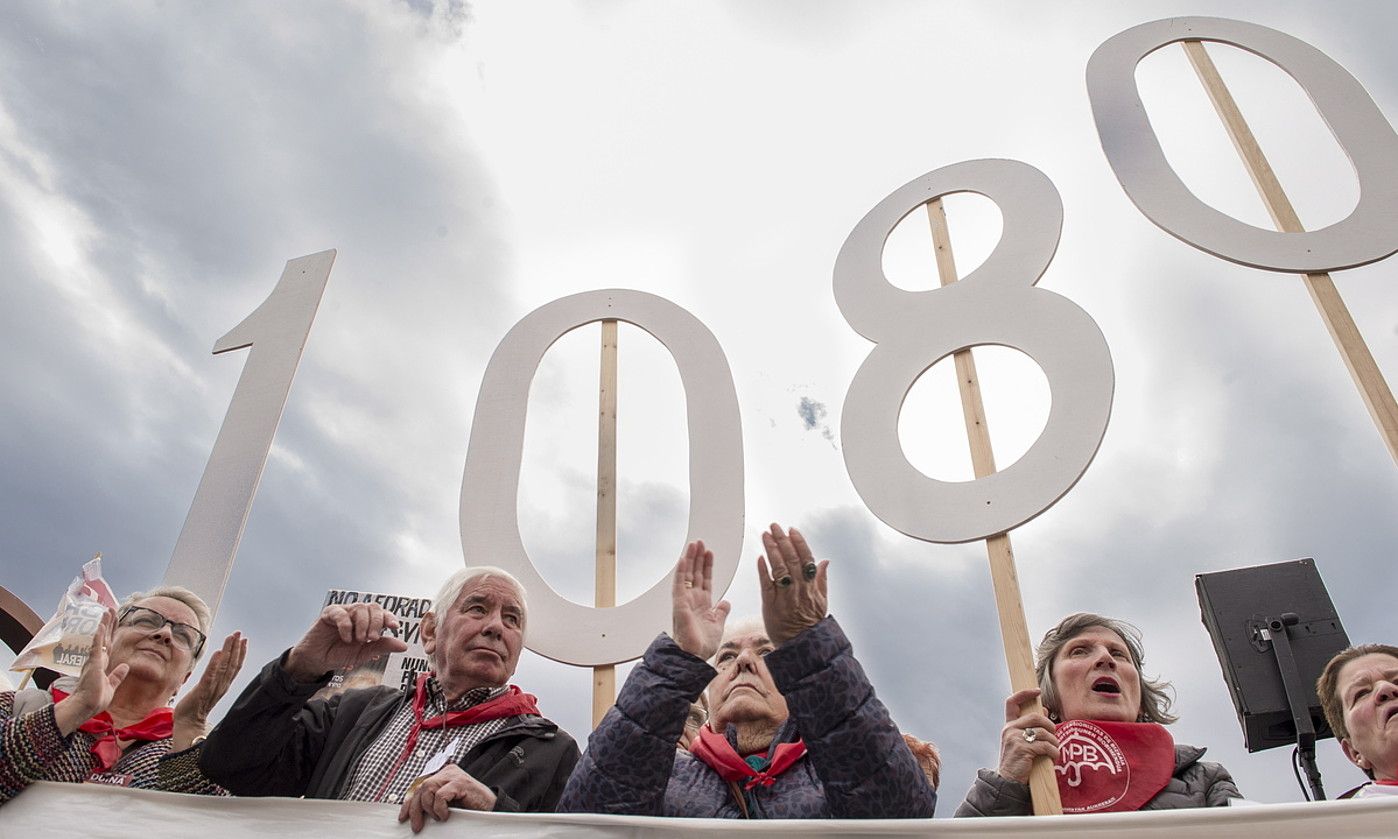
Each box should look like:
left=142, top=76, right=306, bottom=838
left=925, top=198, right=1063, bottom=815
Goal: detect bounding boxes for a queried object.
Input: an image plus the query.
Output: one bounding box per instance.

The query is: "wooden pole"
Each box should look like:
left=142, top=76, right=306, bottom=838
left=592, top=320, right=619, bottom=729
left=925, top=199, right=1062, bottom=815
left=1183, top=40, right=1398, bottom=466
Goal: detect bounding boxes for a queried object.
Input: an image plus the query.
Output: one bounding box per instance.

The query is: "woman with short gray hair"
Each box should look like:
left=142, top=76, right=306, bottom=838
left=0, top=585, right=246, bottom=804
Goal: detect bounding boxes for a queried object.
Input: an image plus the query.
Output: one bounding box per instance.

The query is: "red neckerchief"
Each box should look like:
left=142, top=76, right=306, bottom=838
left=1054, top=720, right=1174, bottom=813
left=371, top=673, right=540, bottom=801
left=689, top=725, right=808, bottom=791
left=1375, top=778, right=1398, bottom=786
left=49, top=687, right=173, bottom=772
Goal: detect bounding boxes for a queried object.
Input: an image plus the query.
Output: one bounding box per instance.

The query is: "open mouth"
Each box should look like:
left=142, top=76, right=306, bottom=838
left=1092, top=677, right=1121, bottom=696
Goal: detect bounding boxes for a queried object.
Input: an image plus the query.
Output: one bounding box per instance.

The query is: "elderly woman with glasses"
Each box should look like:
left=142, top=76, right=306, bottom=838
left=956, top=613, right=1240, bottom=816
left=0, top=585, right=246, bottom=804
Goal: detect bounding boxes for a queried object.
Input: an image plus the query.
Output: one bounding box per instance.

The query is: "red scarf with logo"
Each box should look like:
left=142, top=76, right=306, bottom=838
left=1054, top=719, right=1175, bottom=813
left=49, top=687, right=173, bottom=772
left=372, top=673, right=540, bottom=800
left=689, top=725, right=808, bottom=791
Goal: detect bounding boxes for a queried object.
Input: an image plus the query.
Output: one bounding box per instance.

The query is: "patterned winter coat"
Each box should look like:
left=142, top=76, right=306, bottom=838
left=559, top=616, right=937, bottom=818
left=954, top=744, right=1240, bottom=816
left=0, top=681, right=224, bottom=805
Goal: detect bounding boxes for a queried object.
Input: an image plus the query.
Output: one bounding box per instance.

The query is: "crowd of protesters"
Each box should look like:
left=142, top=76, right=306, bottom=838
left=3, top=523, right=1395, bottom=829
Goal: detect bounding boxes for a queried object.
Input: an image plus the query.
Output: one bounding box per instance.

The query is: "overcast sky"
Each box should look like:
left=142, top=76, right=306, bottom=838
left=3, top=0, right=1397, bottom=813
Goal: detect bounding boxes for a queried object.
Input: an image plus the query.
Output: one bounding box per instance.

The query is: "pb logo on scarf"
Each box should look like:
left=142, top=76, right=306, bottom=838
left=1054, top=720, right=1174, bottom=813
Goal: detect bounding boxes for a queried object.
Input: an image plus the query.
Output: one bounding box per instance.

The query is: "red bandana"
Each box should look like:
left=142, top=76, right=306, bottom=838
left=1054, top=720, right=1175, bottom=813
left=1375, top=778, right=1398, bottom=786
left=689, top=725, right=808, bottom=791
left=372, top=673, right=540, bottom=800
left=49, top=688, right=174, bottom=773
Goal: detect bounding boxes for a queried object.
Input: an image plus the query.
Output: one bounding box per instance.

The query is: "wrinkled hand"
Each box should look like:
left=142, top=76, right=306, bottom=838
left=397, top=764, right=496, bottom=833
left=995, top=688, right=1060, bottom=784
left=757, top=524, right=828, bottom=647
left=173, top=631, right=248, bottom=750
left=283, top=604, right=408, bottom=682
left=53, top=609, right=128, bottom=735
left=671, top=540, right=731, bottom=660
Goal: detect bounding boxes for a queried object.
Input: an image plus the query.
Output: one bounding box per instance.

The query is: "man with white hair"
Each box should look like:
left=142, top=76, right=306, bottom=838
left=559, top=524, right=936, bottom=818
left=200, top=567, right=578, bottom=832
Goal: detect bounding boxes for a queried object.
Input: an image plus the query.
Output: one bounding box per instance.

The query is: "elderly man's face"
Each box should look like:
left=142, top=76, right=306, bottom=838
left=1336, top=652, right=1398, bottom=781
left=423, top=577, right=525, bottom=695
left=706, top=630, right=788, bottom=733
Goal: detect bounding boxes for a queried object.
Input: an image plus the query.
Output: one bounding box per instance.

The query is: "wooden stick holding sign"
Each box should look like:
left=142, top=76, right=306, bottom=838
left=1089, top=17, right=1398, bottom=466
left=835, top=160, right=1114, bottom=817
left=924, top=198, right=1061, bottom=815
left=593, top=320, right=619, bottom=729
left=1181, top=40, right=1398, bottom=465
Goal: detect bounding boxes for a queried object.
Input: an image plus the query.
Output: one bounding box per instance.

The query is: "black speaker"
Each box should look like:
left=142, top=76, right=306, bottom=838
left=1195, top=558, right=1349, bottom=752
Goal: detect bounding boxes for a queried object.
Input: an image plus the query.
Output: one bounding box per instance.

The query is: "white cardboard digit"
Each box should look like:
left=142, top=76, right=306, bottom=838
left=1088, top=16, right=1398, bottom=273
left=460, top=290, right=743, bottom=665
left=836, top=160, right=1113, bottom=544
left=163, top=249, right=336, bottom=617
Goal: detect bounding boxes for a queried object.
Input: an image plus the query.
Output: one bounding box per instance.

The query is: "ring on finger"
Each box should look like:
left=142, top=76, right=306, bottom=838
left=1023, top=727, right=1038, bottom=743
left=802, top=562, right=818, bottom=580
left=777, top=575, right=793, bottom=589
left=683, top=581, right=693, bottom=589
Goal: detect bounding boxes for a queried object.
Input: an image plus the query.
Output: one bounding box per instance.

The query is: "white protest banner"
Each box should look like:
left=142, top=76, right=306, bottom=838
left=8, top=782, right=1398, bottom=838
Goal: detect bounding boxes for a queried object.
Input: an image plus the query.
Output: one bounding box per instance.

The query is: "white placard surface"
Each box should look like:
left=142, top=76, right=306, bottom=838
left=835, top=160, right=1113, bottom=544
left=1087, top=16, right=1398, bottom=273
left=461, top=290, right=743, bottom=665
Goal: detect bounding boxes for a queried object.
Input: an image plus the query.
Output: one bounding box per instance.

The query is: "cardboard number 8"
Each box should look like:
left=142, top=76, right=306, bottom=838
left=835, top=159, right=1114, bottom=544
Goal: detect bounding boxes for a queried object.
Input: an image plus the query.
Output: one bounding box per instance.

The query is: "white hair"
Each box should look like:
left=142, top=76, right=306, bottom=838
left=710, top=617, right=768, bottom=664
left=430, top=566, right=528, bottom=629
left=119, top=585, right=212, bottom=665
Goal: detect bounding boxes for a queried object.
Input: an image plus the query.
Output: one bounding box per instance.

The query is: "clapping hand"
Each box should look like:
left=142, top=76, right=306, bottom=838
left=173, top=631, right=248, bottom=750
left=671, top=540, right=731, bottom=660
left=757, top=524, right=828, bottom=647
left=53, top=608, right=127, bottom=735
left=283, top=603, right=408, bottom=682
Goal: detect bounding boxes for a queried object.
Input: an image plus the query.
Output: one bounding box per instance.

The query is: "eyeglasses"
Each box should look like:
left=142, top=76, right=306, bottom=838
left=118, top=606, right=207, bottom=655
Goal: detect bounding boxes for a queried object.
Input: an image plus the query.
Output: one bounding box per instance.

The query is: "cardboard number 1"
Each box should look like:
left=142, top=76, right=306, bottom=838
left=835, top=160, right=1114, bottom=543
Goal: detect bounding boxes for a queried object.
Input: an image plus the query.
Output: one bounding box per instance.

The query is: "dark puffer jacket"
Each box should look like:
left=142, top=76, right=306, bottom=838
left=199, top=652, right=578, bottom=811
left=558, top=616, right=936, bottom=818
left=954, top=744, right=1239, bottom=816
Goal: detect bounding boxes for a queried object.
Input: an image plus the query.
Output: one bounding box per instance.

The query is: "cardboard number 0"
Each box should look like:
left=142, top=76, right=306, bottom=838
left=460, top=289, right=744, bottom=665
left=1087, top=16, right=1398, bottom=273
left=835, top=159, right=1113, bottom=544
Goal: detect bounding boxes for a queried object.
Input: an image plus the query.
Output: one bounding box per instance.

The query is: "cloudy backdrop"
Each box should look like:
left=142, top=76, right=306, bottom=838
left=3, top=0, right=1396, bottom=813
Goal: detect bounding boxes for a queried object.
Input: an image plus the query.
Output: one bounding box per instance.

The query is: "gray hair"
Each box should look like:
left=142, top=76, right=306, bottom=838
left=120, top=585, right=213, bottom=664
left=710, top=617, right=768, bottom=664
left=430, top=566, right=528, bottom=629
left=1035, top=612, right=1177, bottom=725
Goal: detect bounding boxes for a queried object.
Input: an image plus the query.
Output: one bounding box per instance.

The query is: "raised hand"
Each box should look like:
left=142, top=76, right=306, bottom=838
left=996, top=688, right=1060, bottom=783
left=758, top=524, right=828, bottom=647
left=173, top=631, right=248, bottom=750
left=53, top=608, right=128, bottom=735
left=283, top=603, right=408, bottom=682
left=671, top=540, right=731, bottom=660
